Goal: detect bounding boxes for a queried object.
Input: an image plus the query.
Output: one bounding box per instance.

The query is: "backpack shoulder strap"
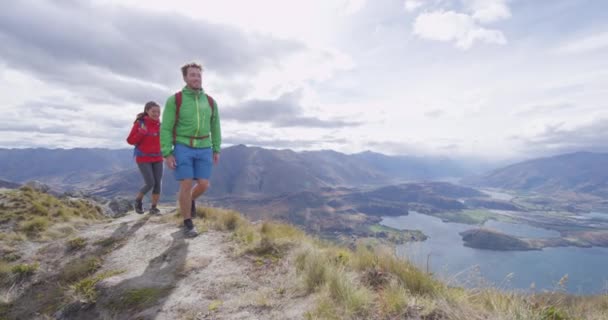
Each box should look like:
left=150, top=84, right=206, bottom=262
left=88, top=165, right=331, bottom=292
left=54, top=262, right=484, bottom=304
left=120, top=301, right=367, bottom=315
left=206, top=94, right=215, bottom=118
left=173, top=91, right=182, bottom=145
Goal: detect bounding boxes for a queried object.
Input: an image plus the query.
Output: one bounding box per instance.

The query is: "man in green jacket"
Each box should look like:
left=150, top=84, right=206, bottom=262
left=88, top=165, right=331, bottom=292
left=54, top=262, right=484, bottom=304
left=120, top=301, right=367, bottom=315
left=160, top=62, right=221, bottom=237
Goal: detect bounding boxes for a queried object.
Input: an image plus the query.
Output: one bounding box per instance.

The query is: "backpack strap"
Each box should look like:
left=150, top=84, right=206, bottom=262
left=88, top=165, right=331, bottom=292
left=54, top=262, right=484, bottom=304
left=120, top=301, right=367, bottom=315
left=172, top=91, right=182, bottom=146
left=206, top=94, right=215, bottom=119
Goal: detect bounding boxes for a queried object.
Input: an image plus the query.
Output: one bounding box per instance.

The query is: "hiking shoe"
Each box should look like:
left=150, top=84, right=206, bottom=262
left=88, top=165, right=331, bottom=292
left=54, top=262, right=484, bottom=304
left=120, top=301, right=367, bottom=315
left=191, top=200, right=197, bottom=218
left=149, top=206, right=161, bottom=215
left=135, top=200, right=144, bottom=214
left=183, top=224, right=198, bottom=238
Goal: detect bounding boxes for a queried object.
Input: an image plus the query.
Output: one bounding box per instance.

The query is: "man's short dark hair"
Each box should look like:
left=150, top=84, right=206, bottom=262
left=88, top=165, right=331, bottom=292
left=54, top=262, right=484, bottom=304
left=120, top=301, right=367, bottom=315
left=181, top=62, right=203, bottom=77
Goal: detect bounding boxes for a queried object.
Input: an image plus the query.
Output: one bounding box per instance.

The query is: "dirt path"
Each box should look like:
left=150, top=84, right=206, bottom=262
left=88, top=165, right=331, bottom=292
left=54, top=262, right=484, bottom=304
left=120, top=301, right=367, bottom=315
left=62, top=208, right=314, bottom=320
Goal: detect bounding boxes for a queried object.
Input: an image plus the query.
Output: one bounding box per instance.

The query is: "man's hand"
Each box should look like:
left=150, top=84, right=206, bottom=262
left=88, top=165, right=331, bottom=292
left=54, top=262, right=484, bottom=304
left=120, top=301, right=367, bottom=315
left=165, top=155, right=177, bottom=170
left=213, top=153, right=220, bottom=165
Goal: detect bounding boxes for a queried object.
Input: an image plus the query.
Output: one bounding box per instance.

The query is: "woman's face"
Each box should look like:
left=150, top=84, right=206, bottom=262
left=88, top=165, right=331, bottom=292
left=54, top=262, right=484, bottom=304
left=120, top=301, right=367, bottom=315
left=147, top=106, right=161, bottom=120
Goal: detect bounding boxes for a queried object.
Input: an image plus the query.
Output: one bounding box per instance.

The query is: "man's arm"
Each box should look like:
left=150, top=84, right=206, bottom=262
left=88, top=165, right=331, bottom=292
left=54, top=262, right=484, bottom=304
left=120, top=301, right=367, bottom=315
left=210, top=99, right=221, bottom=155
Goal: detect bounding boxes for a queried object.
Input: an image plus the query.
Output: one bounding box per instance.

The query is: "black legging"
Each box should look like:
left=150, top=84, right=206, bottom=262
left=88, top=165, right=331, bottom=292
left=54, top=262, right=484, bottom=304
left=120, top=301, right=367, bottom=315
left=137, top=161, right=163, bottom=194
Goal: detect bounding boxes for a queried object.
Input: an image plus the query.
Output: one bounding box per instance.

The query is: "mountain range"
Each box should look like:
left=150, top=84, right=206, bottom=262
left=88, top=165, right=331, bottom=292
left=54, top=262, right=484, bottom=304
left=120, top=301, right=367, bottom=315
left=464, top=151, right=608, bottom=198
left=0, top=145, right=482, bottom=198
left=3, top=147, right=608, bottom=200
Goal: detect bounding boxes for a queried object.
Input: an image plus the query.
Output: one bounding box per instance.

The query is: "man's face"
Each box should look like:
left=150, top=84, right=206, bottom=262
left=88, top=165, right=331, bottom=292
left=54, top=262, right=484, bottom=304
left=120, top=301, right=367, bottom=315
left=183, top=67, right=202, bottom=89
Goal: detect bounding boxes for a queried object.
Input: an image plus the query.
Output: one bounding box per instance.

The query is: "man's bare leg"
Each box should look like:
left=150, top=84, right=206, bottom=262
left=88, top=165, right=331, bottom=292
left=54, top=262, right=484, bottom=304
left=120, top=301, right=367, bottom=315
left=179, top=179, right=193, bottom=219
left=190, top=179, right=209, bottom=217
left=192, top=179, right=209, bottom=200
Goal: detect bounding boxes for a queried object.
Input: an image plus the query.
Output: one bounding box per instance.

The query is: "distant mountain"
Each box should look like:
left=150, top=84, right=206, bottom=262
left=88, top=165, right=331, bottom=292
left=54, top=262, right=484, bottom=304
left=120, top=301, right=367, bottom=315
left=464, top=152, right=608, bottom=197
left=0, top=145, right=482, bottom=198
left=0, top=148, right=133, bottom=189
left=0, top=179, right=20, bottom=189
left=351, top=151, right=485, bottom=180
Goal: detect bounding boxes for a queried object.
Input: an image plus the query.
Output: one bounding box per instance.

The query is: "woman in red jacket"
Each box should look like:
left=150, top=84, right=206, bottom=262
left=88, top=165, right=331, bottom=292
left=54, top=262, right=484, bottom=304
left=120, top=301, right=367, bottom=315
left=126, top=101, right=163, bottom=214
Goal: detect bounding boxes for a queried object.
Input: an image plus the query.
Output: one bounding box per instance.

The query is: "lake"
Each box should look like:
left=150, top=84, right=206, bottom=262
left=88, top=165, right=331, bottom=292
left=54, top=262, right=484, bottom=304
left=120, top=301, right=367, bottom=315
left=382, top=212, right=608, bottom=294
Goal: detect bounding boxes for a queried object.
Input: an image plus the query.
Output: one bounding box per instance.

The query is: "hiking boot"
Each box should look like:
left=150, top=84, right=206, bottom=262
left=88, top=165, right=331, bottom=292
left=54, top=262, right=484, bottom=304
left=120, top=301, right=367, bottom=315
left=135, top=199, right=144, bottom=214
left=191, top=200, right=196, bottom=218
left=183, top=224, right=198, bottom=238
left=149, top=206, right=161, bottom=215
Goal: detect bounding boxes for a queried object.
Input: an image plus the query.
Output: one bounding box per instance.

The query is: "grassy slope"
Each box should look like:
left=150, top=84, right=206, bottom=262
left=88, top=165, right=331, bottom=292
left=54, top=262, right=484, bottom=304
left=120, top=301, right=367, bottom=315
left=191, top=207, right=608, bottom=320
left=1, top=192, right=606, bottom=319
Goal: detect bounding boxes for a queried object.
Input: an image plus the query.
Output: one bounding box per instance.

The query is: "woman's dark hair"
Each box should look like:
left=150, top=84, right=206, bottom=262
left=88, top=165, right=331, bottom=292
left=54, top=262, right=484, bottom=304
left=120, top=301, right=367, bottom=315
left=135, top=101, right=160, bottom=122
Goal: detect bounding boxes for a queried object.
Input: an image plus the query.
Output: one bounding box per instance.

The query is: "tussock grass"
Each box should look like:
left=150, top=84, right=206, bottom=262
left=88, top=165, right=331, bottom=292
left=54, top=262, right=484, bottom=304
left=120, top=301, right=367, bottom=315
left=0, top=188, right=105, bottom=241
left=70, top=270, right=124, bottom=302
left=198, top=207, right=245, bottom=231
left=296, top=249, right=329, bottom=293
left=66, top=237, right=87, bottom=252
left=107, top=287, right=171, bottom=312
left=59, top=257, right=102, bottom=283
left=10, top=262, right=39, bottom=279
left=200, top=208, right=607, bottom=320
left=326, top=267, right=373, bottom=318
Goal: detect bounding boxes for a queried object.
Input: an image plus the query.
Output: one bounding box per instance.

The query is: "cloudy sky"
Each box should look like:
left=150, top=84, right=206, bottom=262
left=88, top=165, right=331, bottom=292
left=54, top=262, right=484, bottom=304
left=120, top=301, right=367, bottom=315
left=1, top=0, right=607, bottom=161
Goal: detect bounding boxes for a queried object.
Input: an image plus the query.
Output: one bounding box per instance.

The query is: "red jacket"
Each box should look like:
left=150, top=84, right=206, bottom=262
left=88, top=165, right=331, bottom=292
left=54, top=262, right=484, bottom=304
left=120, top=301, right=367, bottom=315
left=126, top=116, right=163, bottom=163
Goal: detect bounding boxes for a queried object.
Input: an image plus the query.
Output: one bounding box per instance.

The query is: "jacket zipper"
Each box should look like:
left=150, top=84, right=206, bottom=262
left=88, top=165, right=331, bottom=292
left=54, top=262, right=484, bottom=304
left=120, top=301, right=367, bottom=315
left=195, top=95, right=200, bottom=146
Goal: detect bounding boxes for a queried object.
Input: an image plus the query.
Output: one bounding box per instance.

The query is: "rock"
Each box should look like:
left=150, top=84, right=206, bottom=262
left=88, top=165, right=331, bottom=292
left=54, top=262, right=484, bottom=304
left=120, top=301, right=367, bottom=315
left=61, top=190, right=89, bottom=198
left=105, top=197, right=133, bottom=217
left=23, top=180, right=62, bottom=196
left=54, top=300, right=96, bottom=320
left=25, top=180, right=51, bottom=193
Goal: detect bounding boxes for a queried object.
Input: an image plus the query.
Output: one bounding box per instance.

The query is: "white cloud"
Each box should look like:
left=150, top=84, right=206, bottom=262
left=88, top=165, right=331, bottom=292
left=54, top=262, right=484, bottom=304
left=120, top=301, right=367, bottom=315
left=556, top=31, right=608, bottom=54
left=342, top=0, right=366, bottom=15
left=413, top=10, right=506, bottom=49
left=463, top=0, right=511, bottom=23
left=403, top=0, right=424, bottom=12
left=2, top=0, right=607, bottom=161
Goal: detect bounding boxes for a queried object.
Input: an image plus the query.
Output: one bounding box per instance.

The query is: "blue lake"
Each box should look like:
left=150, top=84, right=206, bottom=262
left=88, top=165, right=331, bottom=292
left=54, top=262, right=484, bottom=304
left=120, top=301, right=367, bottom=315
left=382, top=212, right=608, bottom=294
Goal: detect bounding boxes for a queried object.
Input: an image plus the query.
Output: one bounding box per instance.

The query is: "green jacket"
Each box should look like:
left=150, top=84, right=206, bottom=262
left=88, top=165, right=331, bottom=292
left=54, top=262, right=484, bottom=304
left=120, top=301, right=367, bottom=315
left=160, top=86, right=221, bottom=156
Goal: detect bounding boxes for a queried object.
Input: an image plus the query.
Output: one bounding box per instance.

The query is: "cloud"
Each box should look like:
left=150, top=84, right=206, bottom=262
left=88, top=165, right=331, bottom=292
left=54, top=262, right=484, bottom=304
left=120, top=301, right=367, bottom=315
left=0, top=98, right=134, bottom=148
left=556, top=31, right=608, bottom=54
left=365, top=140, right=430, bottom=155
left=404, top=0, right=424, bottom=12
left=424, top=109, right=444, bottom=118
left=0, top=0, right=303, bottom=104
left=463, top=0, right=511, bottom=23
left=222, top=92, right=362, bottom=128
left=413, top=10, right=507, bottom=49
left=409, top=0, right=510, bottom=49
left=512, top=103, right=575, bottom=118
left=342, top=0, right=367, bottom=15
left=512, top=119, right=608, bottom=156
left=223, top=136, right=348, bottom=149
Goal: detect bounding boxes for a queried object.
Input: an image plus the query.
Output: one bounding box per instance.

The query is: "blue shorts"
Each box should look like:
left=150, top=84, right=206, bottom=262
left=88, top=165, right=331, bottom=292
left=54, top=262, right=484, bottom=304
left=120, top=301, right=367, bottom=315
left=173, top=144, right=213, bottom=181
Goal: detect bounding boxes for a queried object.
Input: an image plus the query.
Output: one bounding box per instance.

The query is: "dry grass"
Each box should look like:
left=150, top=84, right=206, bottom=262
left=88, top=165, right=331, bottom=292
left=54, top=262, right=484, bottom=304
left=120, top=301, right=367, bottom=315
left=59, top=256, right=102, bottom=283
left=66, top=237, right=87, bottom=252
left=0, top=188, right=105, bottom=241
left=203, top=208, right=608, bottom=320
left=70, top=270, right=125, bottom=302
left=4, top=200, right=605, bottom=320
left=107, top=286, right=172, bottom=312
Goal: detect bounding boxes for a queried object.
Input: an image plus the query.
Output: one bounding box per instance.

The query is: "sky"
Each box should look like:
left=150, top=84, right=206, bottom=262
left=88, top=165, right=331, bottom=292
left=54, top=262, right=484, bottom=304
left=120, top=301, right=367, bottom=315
left=1, top=0, right=607, bottom=161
